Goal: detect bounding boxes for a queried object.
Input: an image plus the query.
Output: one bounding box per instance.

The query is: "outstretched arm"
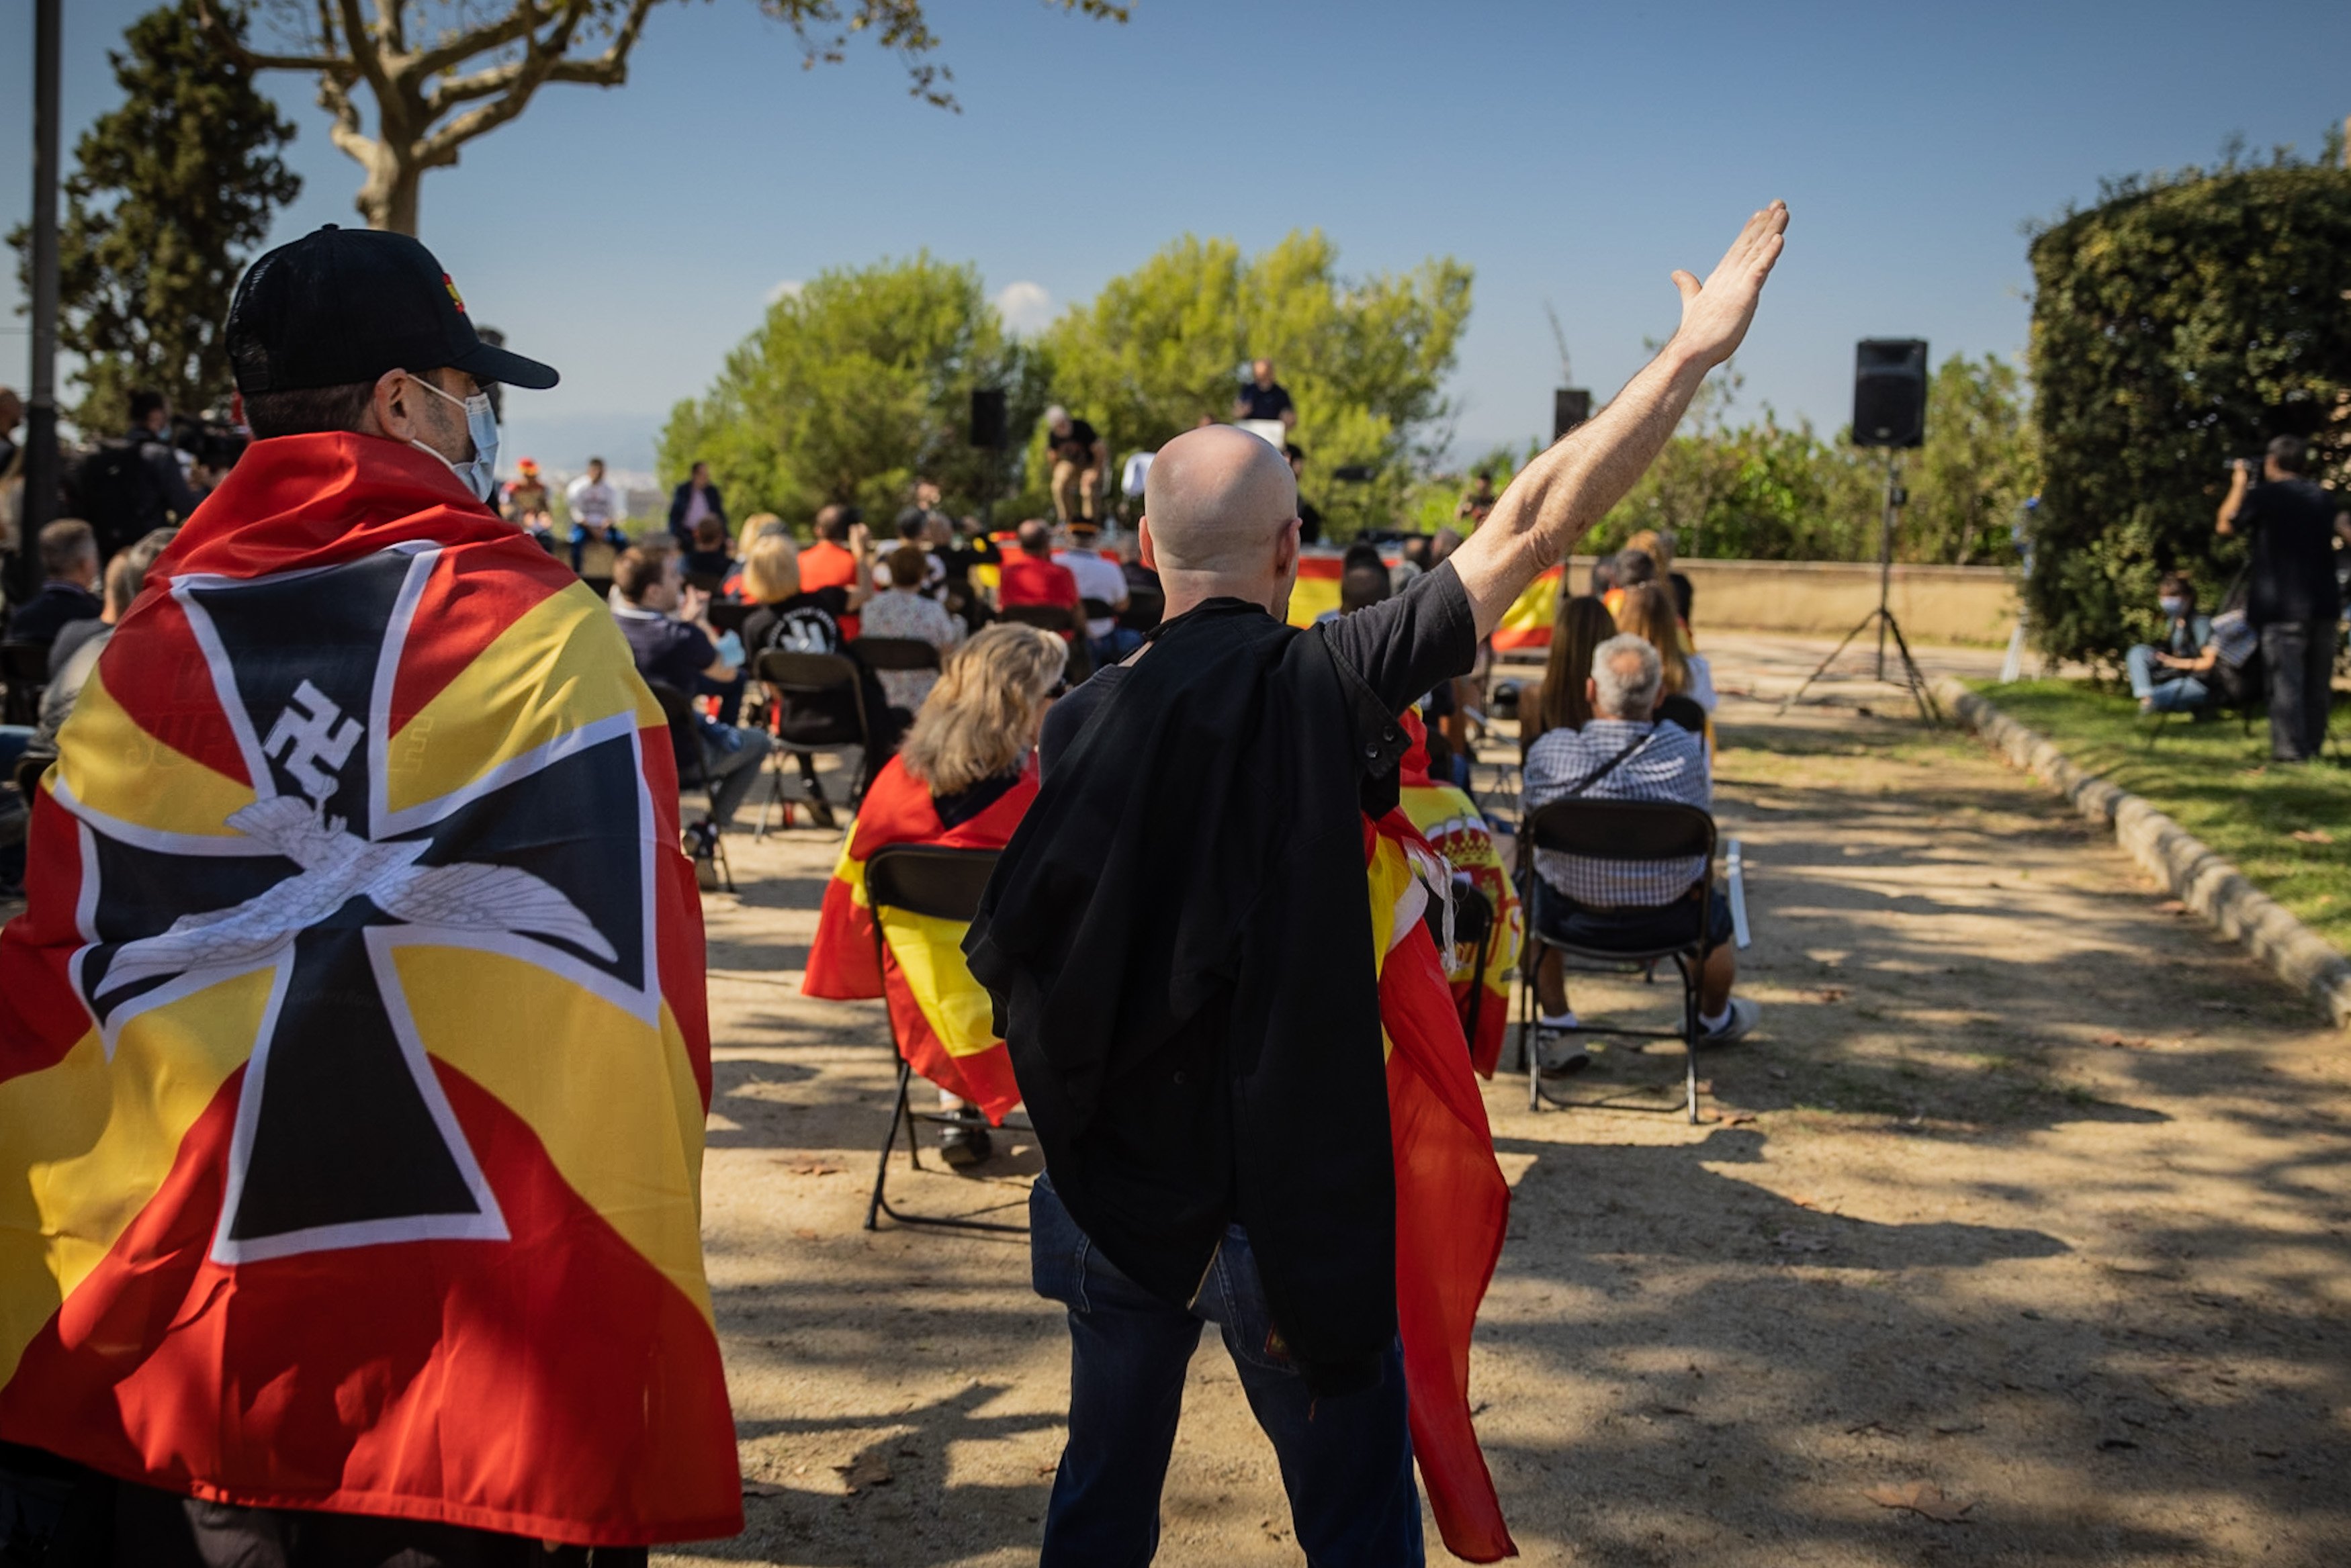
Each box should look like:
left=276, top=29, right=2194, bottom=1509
left=1450, top=202, right=1789, bottom=639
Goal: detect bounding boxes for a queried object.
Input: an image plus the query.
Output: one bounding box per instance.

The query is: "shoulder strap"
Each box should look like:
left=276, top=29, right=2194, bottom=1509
left=1564, top=727, right=1657, bottom=798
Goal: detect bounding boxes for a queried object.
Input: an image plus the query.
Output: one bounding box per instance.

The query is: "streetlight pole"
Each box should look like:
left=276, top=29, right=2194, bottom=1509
left=17, top=0, right=64, bottom=605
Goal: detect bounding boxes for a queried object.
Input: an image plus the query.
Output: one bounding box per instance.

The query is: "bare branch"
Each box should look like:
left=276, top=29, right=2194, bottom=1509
left=374, top=0, right=404, bottom=53
left=416, top=1, right=586, bottom=165
left=316, top=70, right=375, bottom=163
left=335, top=0, right=396, bottom=103
left=421, top=0, right=658, bottom=142
left=193, top=0, right=349, bottom=73
left=404, top=1, right=553, bottom=85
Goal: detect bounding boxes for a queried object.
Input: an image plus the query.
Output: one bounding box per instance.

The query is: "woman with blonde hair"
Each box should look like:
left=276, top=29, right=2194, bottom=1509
left=1520, top=594, right=1615, bottom=753
left=803, top=623, right=1067, bottom=1166
left=1614, top=581, right=1716, bottom=721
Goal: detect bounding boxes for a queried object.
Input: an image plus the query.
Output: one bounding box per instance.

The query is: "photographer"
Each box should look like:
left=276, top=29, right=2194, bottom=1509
left=71, top=387, right=210, bottom=557
left=2218, top=436, right=2349, bottom=762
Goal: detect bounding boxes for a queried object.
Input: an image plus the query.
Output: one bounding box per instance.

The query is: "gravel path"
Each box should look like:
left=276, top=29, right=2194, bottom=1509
left=662, top=634, right=2351, bottom=1567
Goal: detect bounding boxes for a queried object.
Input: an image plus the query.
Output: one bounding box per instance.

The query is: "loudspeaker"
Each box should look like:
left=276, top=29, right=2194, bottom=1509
left=1553, top=388, right=1592, bottom=441
left=1853, top=339, right=1927, bottom=449
left=969, top=387, right=1007, bottom=449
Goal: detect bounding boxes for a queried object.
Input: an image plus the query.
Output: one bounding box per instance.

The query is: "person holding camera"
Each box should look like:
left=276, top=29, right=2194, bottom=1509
left=2218, top=435, right=2349, bottom=761
left=71, top=387, right=210, bottom=557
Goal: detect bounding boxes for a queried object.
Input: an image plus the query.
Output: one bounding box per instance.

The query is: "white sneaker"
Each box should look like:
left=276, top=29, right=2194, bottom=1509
left=1534, top=1026, right=1591, bottom=1076
left=1696, top=996, right=1760, bottom=1047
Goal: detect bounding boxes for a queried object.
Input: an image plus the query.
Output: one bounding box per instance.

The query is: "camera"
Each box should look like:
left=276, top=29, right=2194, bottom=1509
left=171, top=412, right=250, bottom=472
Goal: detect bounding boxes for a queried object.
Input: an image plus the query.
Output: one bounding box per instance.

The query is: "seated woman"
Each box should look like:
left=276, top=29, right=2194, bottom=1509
left=1519, top=594, right=1616, bottom=755
left=803, top=625, right=1067, bottom=1165
left=1614, top=581, right=1716, bottom=729
left=857, top=543, right=967, bottom=714
left=740, top=529, right=898, bottom=809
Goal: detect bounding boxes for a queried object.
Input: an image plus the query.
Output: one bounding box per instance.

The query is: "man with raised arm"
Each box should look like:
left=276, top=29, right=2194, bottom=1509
left=966, top=203, right=1787, bottom=1566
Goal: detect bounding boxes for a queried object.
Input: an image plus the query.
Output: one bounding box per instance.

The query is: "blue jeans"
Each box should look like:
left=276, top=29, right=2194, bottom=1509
left=697, top=720, right=770, bottom=829
left=568, top=520, right=629, bottom=572
left=2125, top=643, right=2209, bottom=712
left=1030, top=1175, right=1423, bottom=1567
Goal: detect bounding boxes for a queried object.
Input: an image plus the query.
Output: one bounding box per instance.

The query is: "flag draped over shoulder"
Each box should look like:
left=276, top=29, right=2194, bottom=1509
left=803, top=754, right=1033, bottom=1124
left=1396, top=714, right=1523, bottom=1078
left=0, top=434, right=740, bottom=1547
left=1367, top=812, right=1517, bottom=1563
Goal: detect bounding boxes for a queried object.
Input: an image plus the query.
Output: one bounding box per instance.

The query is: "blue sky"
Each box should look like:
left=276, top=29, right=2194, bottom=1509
left=4, top=0, right=2349, bottom=479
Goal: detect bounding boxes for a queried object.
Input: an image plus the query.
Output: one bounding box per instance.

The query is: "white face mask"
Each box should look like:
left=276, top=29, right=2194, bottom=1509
left=408, top=374, right=500, bottom=504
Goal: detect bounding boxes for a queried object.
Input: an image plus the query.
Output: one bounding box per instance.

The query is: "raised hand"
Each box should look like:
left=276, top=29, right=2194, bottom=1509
left=1671, top=201, right=1789, bottom=369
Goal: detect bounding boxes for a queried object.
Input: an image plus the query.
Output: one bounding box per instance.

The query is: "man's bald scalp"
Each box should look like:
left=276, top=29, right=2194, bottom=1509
left=1143, top=426, right=1298, bottom=576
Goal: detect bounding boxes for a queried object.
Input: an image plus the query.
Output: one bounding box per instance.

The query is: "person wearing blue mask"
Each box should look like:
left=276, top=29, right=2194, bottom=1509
left=2124, top=572, right=2219, bottom=714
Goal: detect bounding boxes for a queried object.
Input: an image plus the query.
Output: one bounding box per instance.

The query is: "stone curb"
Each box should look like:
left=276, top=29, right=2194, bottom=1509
left=1932, top=676, right=2351, bottom=1032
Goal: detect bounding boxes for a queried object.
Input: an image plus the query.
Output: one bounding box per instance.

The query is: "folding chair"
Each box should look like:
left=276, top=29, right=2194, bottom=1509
left=578, top=573, right=615, bottom=604
left=852, top=635, right=943, bottom=692
left=1, top=642, right=49, bottom=728
left=682, top=569, right=725, bottom=596
left=706, top=600, right=752, bottom=639
left=644, top=679, right=734, bottom=893
left=752, top=649, right=875, bottom=836
left=997, top=603, right=1095, bottom=683
left=1427, top=880, right=1499, bottom=1057
left=1120, top=582, right=1165, bottom=633
left=861, top=843, right=1028, bottom=1234
left=1515, top=798, right=1718, bottom=1124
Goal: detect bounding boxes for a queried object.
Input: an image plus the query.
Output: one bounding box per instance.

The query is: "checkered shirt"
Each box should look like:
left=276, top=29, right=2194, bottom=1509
left=1521, top=717, right=1711, bottom=907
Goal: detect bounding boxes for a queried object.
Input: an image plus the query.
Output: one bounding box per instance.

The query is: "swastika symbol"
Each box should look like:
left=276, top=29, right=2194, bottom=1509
left=263, top=679, right=363, bottom=802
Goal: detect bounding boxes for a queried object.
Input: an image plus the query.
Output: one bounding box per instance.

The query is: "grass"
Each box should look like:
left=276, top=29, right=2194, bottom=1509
left=1969, top=678, right=2351, bottom=954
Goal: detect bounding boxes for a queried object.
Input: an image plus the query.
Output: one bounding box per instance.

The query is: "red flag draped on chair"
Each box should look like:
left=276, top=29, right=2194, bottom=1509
left=1367, top=812, right=1517, bottom=1562
left=803, top=754, right=1034, bottom=1124
left=1396, top=711, right=1523, bottom=1078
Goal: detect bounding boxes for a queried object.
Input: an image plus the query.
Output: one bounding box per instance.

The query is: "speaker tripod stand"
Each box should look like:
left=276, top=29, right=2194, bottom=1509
left=1782, top=451, right=1943, bottom=726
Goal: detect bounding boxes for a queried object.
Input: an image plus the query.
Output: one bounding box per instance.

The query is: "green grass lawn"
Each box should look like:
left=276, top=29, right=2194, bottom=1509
left=1969, top=679, right=2351, bottom=954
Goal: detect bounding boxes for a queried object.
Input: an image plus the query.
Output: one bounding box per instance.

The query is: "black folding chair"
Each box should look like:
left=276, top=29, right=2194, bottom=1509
left=579, top=573, right=615, bottom=604
left=682, top=569, right=725, bottom=596
left=1, top=642, right=50, bottom=727
left=1515, top=798, right=1718, bottom=1123
left=706, top=600, right=752, bottom=638
left=644, top=680, right=734, bottom=893
left=1425, top=880, right=1499, bottom=1060
left=998, top=604, right=1094, bottom=684
left=852, top=636, right=943, bottom=685
left=752, top=649, right=875, bottom=836
left=1119, top=582, right=1165, bottom=633
left=862, top=844, right=1028, bottom=1234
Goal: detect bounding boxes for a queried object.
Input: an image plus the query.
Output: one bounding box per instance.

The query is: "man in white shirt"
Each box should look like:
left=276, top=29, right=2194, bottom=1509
left=563, top=455, right=631, bottom=572
left=1053, top=526, right=1133, bottom=658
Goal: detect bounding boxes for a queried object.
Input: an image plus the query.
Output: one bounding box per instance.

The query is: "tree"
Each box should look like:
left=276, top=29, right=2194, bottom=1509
left=1035, top=231, right=1473, bottom=537
left=659, top=253, right=1032, bottom=526
left=201, top=1, right=1124, bottom=234
left=9, top=1, right=299, bottom=432
left=1904, top=353, right=2037, bottom=567
left=2026, top=153, right=2351, bottom=663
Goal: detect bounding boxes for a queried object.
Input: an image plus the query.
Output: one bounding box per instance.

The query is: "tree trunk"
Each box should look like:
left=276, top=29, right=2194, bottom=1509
left=355, top=144, right=422, bottom=234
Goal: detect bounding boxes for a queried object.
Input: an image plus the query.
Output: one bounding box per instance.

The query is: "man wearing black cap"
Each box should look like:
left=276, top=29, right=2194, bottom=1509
left=0, top=226, right=742, bottom=1564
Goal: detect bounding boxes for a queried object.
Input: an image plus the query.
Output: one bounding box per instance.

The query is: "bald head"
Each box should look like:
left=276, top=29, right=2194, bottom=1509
left=1142, top=426, right=1298, bottom=576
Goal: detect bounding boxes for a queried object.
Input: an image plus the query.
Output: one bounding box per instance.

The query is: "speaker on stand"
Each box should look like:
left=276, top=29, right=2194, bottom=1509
left=969, top=389, right=1008, bottom=529
left=1783, top=338, right=1941, bottom=725
left=1552, top=388, right=1592, bottom=442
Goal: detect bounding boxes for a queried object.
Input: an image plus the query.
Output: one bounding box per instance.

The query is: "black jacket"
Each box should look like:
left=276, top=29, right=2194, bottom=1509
left=965, top=597, right=1437, bottom=1391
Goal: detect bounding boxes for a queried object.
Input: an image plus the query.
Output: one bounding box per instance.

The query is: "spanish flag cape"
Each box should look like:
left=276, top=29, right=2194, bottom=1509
left=0, top=435, right=741, bottom=1546
left=1396, top=711, right=1523, bottom=1078
left=1368, top=809, right=1517, bottom=1562
left=802, top=753, right=1034, bottom=1123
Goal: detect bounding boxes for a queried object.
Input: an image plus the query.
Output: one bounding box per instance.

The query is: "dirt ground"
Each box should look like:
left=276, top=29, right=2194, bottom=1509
left=664, top=631, right=2351, bottom=1568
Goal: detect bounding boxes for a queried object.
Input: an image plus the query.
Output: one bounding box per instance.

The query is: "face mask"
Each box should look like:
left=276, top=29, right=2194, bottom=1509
left=2158, top=596, right=2188, bottom=618
left=409, top=375, right=500, bottom=504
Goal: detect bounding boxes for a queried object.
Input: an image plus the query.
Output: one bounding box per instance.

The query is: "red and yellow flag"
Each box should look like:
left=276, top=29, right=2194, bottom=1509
left=1396, top=714, right=1522, bottom=1078
left=0, top=434, right=740, bottom=1547
left=803, top=755, right=1033, bottom=1124
left=1490, top=563, right=1563, bottom=651
left=1367, top=813, right=1517, bottom=1563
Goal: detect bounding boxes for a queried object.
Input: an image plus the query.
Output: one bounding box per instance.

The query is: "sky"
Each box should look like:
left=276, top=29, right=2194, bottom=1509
left=4, top=0, right=2350, bottom=483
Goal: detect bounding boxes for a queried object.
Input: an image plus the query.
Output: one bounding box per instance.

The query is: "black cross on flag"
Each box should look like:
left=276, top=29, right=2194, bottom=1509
left=66, top=544, right=660, bottom=1264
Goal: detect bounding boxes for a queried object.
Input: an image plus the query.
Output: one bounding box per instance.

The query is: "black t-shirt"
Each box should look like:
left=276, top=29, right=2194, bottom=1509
left=1050, top=420, right=1100, bottom=464
left=1237, top=381, right=1294, bottom=422
left=742, top=588, right=852, bottom=656
left=2237, top=477, right=2343, bottom=625
left=614, top=607, right=715, bottom=694
left=1043, top=559, right=1476, bottom=774
left=938, top=535, right=1001, bottom=582
left=1297, top=497, right=1324, bottom=545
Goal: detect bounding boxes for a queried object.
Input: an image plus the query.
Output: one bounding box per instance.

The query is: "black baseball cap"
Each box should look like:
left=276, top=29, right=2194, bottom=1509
left=226, top=224, right=559, bottom=395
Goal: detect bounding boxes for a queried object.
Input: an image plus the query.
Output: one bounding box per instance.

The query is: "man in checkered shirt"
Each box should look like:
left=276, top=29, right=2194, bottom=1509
left=1521, top=633, right=1758, bottom=1066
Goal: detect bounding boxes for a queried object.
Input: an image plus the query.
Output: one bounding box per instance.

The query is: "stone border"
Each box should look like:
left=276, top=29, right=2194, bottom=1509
left=1933, top=676, right=2351, bottom=1031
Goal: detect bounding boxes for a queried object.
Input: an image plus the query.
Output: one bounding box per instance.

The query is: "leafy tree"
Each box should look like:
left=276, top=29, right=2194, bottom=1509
left=659, top=254, right=1033, bottom=528
left=9, top=0, right=299, bottom=433
left=2026, top=154, right=2351, bottom=663
left=1034, top=231, right=1473, bottom=537
left=202, top=1, right=1124, bottom=234
left=1904, top=353, right=2038, bottom=567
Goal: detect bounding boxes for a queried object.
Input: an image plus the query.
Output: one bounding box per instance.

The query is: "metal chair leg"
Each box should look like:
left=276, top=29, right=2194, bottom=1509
left=1681, top=952, right=1701, bottom=1125
left=864, top=1058, right=914, bottom=1232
